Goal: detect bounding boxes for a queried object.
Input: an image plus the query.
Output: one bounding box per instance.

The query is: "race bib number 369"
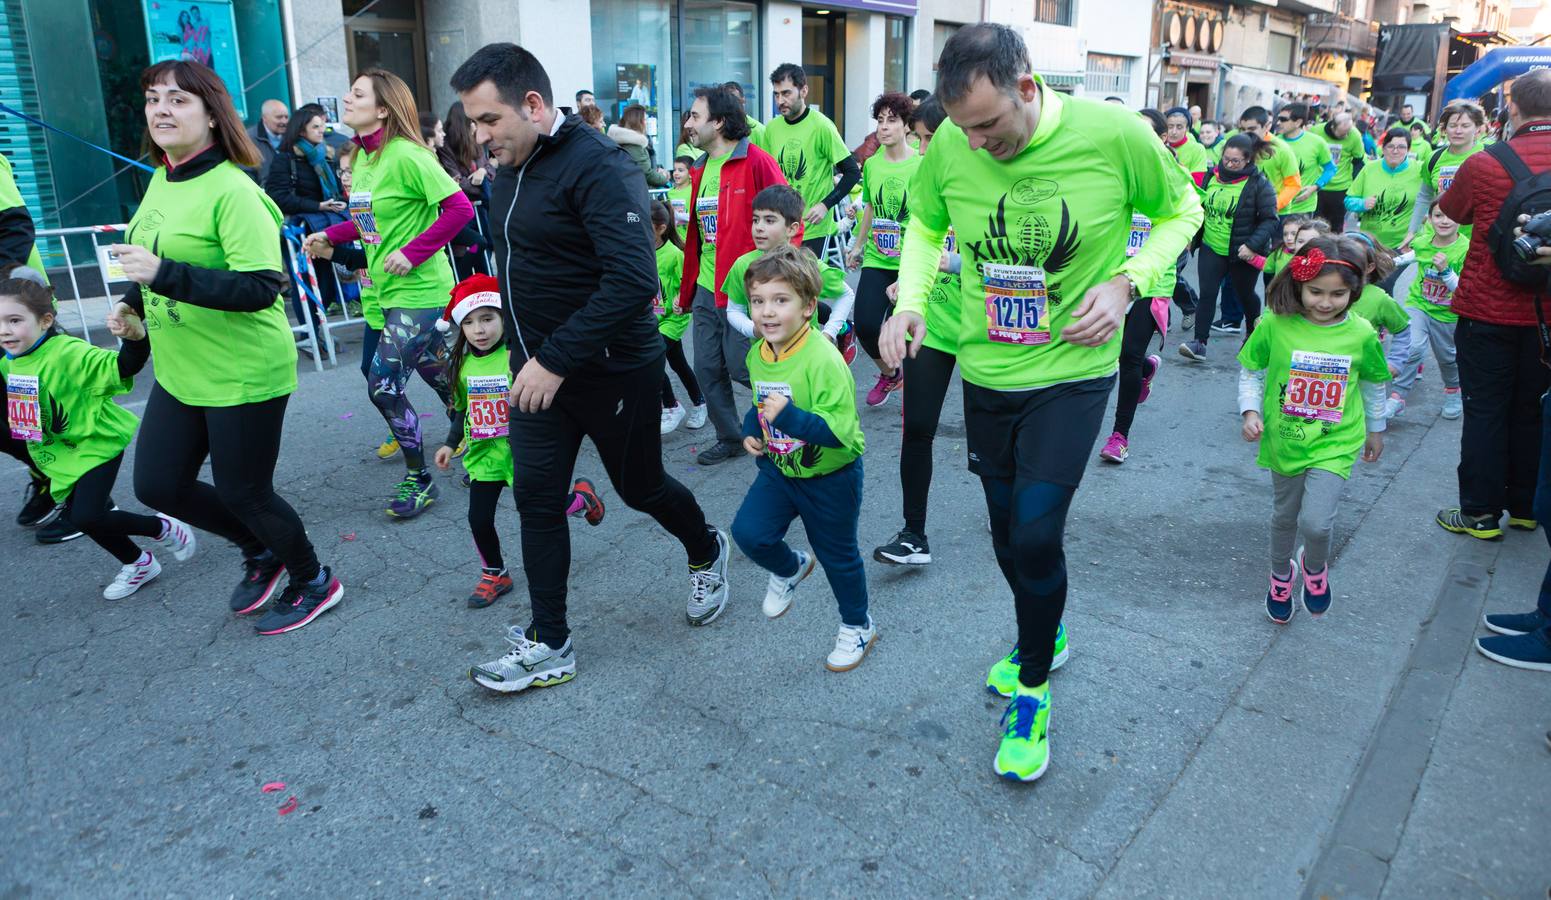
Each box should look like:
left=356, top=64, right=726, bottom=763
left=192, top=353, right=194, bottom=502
left=983, top=263, right=1050, bottom=346
left=1282, top=350, right=1351, bottom=424
left=466, top=374, right=510, bottom=440
left=6, top=373, right=41, bottom=443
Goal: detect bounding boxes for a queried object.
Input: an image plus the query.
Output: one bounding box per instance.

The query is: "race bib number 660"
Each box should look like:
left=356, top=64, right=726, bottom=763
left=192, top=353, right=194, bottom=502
left=6, top=373, right=41, bottom=443
left=466, top=374, right=510, bottom=440
left=1282, top=350, right=1351, bottom=423
left=983, top=263, right=1050, bottom=346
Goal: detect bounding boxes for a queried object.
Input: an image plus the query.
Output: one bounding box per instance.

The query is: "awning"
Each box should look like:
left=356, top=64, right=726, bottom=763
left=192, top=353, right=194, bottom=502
left=1041, top=73, right=1085, bottom=88
left=1224, top=64, right=1344, bottom=115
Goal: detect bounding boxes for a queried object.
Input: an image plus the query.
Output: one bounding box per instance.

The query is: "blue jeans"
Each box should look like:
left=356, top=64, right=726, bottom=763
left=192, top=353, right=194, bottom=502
left=732, top=459, right=869, bottom=627
left=1534, top=389, right=1551, bottom=619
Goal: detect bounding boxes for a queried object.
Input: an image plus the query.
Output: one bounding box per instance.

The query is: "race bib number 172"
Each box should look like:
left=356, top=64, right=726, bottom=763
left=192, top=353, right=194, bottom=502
left=1281, top=350, right=1351, bottom=424
left=6, top=373, right=41, bottom=443
left=983, top=263, right=1050, bottom=346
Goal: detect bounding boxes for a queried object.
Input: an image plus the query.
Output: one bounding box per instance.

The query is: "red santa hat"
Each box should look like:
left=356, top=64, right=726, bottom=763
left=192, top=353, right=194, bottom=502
left=435, top=273, right=503, bottom=332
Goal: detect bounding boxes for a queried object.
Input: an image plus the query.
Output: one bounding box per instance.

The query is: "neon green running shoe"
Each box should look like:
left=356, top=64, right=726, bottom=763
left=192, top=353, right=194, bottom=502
left=994, top=682, right=1051, bottom=782
left=986, top=623, right=1068, bottom=697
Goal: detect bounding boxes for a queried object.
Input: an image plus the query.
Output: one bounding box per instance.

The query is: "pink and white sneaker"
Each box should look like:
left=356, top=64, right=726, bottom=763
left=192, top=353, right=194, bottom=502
left=1138, top=354, right=1161, bottom=404
left=865, top=370, right=903, bottom=407
left=103, top=553, right=161, bottom=600
left=154, top=514, right=197, bottom=562
left=1266, top=560, right=1299, bottom=624
left=1099, top=432, right=1129, bottom=464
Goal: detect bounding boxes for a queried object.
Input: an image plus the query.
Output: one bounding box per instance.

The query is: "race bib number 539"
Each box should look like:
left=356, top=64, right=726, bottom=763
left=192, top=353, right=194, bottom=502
left=6, top=373, right=41, bottom=443
left=983, top=263, right=1050, bottom=346
left=466, top=374, right=509, bottom=440
left=1282, top=350, right=1351, bottom=424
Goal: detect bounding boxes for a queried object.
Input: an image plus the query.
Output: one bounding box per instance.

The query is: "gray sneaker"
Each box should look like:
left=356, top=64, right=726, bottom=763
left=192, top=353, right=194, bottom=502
left=470, top=627, right=575, bottom=693
left=686, top=528, right=731, bottom=626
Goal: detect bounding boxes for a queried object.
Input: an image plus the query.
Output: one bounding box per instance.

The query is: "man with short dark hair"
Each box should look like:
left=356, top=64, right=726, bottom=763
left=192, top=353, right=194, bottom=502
left=1239, top=105, right=1303, bottom=212
left=1318, top=111, right=1365, bottom=231
left=909, top=89, right=931, bottom=107
left=450, top=43, right=733, bottom=694
left=1276, top=102, right=1338, bottom=216
left=880, top=23, right=1201, bottom=782
left=1436, top=68, right=1551, bottom=551
left=680, top=85, right=787, bottom=465
left=759, top=63, right=861, bottom=259
left=721, top=80, right=765, bottom=147
left=574, top=89, right=595, bottom=110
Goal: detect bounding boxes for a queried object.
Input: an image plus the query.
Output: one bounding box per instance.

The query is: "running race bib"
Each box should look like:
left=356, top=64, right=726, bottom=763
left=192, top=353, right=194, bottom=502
left=754, top=381, right=800, bottom=456
left=1438, top=165, right=1460, bottom=193
left=1421, top=270, right=1452, bottom=306
left=696, top=196, right=719, bottom=245
left=944, top=230, right=957, bottom=255
left=671, top=198, right=689, bottom=226
left=872, top=218, right=902, bottom=258
left=1127, top=214, right=1152, bottom=258
left=349, top=192, right=381, bottom=245
left=653, top=286, right=667, bottom=316
left=1282, top=350, right=1351, bottom=424
left=983, top=263, right=1050, bottom=346
left=466, top=374, right=509, bottom=440
left=1329, top=145, right=1342, bottom=166
left=6, top=373, right=41, bottom=443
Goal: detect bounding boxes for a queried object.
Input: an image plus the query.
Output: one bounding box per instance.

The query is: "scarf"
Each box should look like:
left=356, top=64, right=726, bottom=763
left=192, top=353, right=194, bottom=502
left=299, top=139, right=341, bottom=201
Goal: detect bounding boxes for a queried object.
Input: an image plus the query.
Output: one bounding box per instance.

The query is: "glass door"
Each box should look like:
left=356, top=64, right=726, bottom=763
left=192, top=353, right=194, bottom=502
left=801, top=9, right=844, bottom=124
left=342, top=0, right=429, bottom=111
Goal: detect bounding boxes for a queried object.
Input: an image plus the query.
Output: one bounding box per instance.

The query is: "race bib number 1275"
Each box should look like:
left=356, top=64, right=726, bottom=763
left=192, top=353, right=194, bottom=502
left=983, top=264, right=1050, bottom=346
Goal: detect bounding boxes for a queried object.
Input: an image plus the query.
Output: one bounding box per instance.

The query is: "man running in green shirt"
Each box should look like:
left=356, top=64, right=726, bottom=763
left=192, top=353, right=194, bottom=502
left=879, top=24, right=1202, bottom=783
left=1318, top=111, right=1365, bottom=231
left=759, top=64, right=861, bottom=260
left=1238, top=106, right=1302, bottom=212
left=1277, top=102, right=1338, bottom=217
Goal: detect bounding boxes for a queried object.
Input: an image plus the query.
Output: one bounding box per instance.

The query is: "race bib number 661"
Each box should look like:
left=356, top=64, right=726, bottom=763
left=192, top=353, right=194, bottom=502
left=983, top=263, right=1051, bottom=346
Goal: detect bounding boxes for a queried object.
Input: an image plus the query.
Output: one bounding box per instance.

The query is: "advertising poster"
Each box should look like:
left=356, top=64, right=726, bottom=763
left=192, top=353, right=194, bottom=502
left=144, top=0, right=247, bottom=118
left=615, top=63, right=656, bottom=118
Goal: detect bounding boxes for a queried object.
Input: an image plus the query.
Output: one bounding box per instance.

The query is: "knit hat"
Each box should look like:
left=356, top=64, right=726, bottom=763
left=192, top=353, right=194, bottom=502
left=436, top=273, right=502, bottom=332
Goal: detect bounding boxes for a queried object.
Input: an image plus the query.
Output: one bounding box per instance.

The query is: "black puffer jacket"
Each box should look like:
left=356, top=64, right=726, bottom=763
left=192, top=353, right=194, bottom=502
left=1201, top=165, right=1280, bottom=257
left=490, top=114, right=662, bottom=380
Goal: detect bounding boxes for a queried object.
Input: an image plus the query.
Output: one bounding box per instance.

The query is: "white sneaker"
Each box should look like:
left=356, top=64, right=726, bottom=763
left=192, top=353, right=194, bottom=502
left=154, top=514, right=197, bottom=562
left=763, top=550, right=816, bottom=618
left=686, top=528, right=731, bottom=626
left=470, top=627, right=576, bottom=693
left=825, top=615, right=876, bottom=671
left=103, top=554, right=161, bottom=600
left=1383, top=394, right=1405, bottom=420
left=1442, top=389, right=1463, bottom=420
left=660, top=404, right=687, bottom=435
left=685, top=403, right=709, bottom=429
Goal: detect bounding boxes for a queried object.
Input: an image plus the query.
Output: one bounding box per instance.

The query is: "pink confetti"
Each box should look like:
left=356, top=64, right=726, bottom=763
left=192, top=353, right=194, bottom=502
left=261, top=782, right=287, bottom=793
left=277, top=796, right=299, bottom=816
left=340, top=532, right=357, bottom=542
left=338, top=413, right=353, bottom=420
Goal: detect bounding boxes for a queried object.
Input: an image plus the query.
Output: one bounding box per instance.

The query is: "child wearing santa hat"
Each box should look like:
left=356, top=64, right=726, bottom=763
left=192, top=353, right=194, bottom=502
left=433, top=275, right=606, bottom=608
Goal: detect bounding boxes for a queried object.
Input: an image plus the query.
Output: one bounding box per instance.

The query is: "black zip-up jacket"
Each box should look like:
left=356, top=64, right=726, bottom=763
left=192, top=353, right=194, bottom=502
left=490, top=114, right=662, bottom=380
left=1201, top=165, right=1280, bottom=258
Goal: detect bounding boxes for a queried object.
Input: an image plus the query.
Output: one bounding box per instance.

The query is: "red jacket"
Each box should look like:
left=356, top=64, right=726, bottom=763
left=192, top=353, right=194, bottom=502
left=679, top=138, right=787, bottom=309
left=1439, top=120, right=1551, bottom=327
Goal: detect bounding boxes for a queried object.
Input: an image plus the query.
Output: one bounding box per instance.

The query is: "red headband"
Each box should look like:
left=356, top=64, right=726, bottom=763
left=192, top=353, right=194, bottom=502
left=1288, top=247, right=1359, bottom=282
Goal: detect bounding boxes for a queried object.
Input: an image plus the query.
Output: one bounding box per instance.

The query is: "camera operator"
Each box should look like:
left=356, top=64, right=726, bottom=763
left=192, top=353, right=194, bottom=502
left=1436, top=68, right=1551, bottom=544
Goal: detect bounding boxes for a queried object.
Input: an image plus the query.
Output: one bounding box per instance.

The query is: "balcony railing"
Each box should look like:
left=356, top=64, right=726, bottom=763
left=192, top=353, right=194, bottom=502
left=1306, top=14, right=1380, bottom=56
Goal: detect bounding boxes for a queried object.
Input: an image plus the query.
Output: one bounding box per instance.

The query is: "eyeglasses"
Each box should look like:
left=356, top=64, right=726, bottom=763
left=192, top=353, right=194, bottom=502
left=1276, top=116, right=1292, bottom=122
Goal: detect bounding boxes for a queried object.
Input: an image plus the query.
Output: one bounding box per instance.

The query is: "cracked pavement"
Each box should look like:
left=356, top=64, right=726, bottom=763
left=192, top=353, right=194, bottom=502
left=4, top=270, right=1548, bottom=896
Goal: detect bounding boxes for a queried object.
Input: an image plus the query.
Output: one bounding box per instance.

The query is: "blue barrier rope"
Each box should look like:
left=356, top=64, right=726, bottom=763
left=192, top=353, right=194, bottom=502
left=0, top=104, right=155, bottom=173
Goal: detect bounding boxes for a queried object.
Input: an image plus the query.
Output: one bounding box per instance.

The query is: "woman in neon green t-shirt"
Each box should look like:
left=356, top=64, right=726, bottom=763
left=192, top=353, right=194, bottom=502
left=114, top=59, right=341, bottom=634
left=306, top=69, right=472, bottom=519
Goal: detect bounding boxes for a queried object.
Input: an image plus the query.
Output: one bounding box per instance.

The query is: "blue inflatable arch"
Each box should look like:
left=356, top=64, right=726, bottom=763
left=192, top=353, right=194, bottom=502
left=1445, top=47, right=1551, bottom=102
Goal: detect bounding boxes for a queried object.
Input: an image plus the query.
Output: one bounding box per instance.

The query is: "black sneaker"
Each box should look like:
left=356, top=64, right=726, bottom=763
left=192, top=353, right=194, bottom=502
left=35, top=516, right=84, bottom=544
left=1436, top=508, right=1503, bottom=541
left=254, top=567, right=344, bottom=635
left=1484, top=609, right=1551, bottom=636
left=230, top=555, right=285, bottom=615
left=874, top=529, right=932, bottom=565
left=17, top=479, right=59, bottom=527
left=696, top=440, right=743, bottom=466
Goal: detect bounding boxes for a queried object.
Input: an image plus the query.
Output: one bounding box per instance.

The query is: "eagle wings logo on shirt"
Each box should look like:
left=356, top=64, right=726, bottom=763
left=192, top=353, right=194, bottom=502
left=1368, top=189, right=1410, bottom=225
left=778, top=143, right=809, bottom=186
left=962, top=195, right=1081, bottom=306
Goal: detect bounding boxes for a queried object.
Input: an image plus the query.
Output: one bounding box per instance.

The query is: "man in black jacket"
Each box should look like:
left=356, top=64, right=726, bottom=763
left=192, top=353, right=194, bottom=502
left=452, top=43, right=732, bottom=695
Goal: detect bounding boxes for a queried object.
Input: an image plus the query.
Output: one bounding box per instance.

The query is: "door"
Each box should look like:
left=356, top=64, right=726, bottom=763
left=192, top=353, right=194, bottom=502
left=342, top=0, right=430, bottom=111
left=801, top=9, right=845, bottom=124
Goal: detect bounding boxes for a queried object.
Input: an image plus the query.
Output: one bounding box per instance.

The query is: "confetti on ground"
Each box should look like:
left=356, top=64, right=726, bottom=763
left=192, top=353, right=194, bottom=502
left=277, top=796, right=299, bottom=816
left=338, top=413, right=353, bottom=420
left=340, top=532, right=357, bottom=542
left=261, top=782, right=286, bottom=793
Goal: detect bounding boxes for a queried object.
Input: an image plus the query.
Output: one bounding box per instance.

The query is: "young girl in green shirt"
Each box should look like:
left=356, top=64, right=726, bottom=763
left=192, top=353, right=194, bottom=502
left=650, top=200, right=707, bottom=435
left=1238, top=237, right=1390, bottom=624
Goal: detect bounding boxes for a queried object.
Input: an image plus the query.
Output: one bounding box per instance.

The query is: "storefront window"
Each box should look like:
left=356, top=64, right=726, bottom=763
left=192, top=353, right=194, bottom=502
left=884, top=15, right=908, bottom=94
left=591, top=0, right=675, bottom=164
left=678, top=0, right=759, bottom=132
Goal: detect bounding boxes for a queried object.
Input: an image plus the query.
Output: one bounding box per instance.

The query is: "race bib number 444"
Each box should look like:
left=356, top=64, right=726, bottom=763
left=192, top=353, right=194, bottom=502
left=466, top=374, right=510, bottom=440
left=1282, top=350, right=1351, bottom=424
left=6, top=373, right=41, bottom=443
left=983, top=263, right=1050, bottom=346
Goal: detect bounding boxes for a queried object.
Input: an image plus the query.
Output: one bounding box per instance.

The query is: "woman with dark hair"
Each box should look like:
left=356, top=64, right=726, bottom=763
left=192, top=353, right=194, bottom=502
left=265, top=102, right=347, bottom=316
left=608, top=104, right=669, bottom=186
left=436, top=101, right=493, bottom=279
left=109, top=59, right=342, bottom=634
left=418, top=110, right=445, bottom=148
left=676, top=114, right=698, bottom=162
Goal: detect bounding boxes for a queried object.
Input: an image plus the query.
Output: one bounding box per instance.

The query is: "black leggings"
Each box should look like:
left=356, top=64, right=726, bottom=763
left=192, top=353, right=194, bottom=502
left=511, top=359, right=717, bottom=647
left=1316, top=190, right=1347, bottom=233
left=1195, top=248, right=1263, bottom=344
left=854, top=267, right=899, bottom=363
left=468, top=479, right=508, bottom=571
left=900, top=344, right=957, bottom=534
left=134, top=383, right=321, bottom=582
left=67, top=454, right=162, bottom=565
left=985, top=477, right=1077, bottom=689
left=660, top=337, right=704, bottom=408
left=1114, top=300, right=1162, bottom=438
